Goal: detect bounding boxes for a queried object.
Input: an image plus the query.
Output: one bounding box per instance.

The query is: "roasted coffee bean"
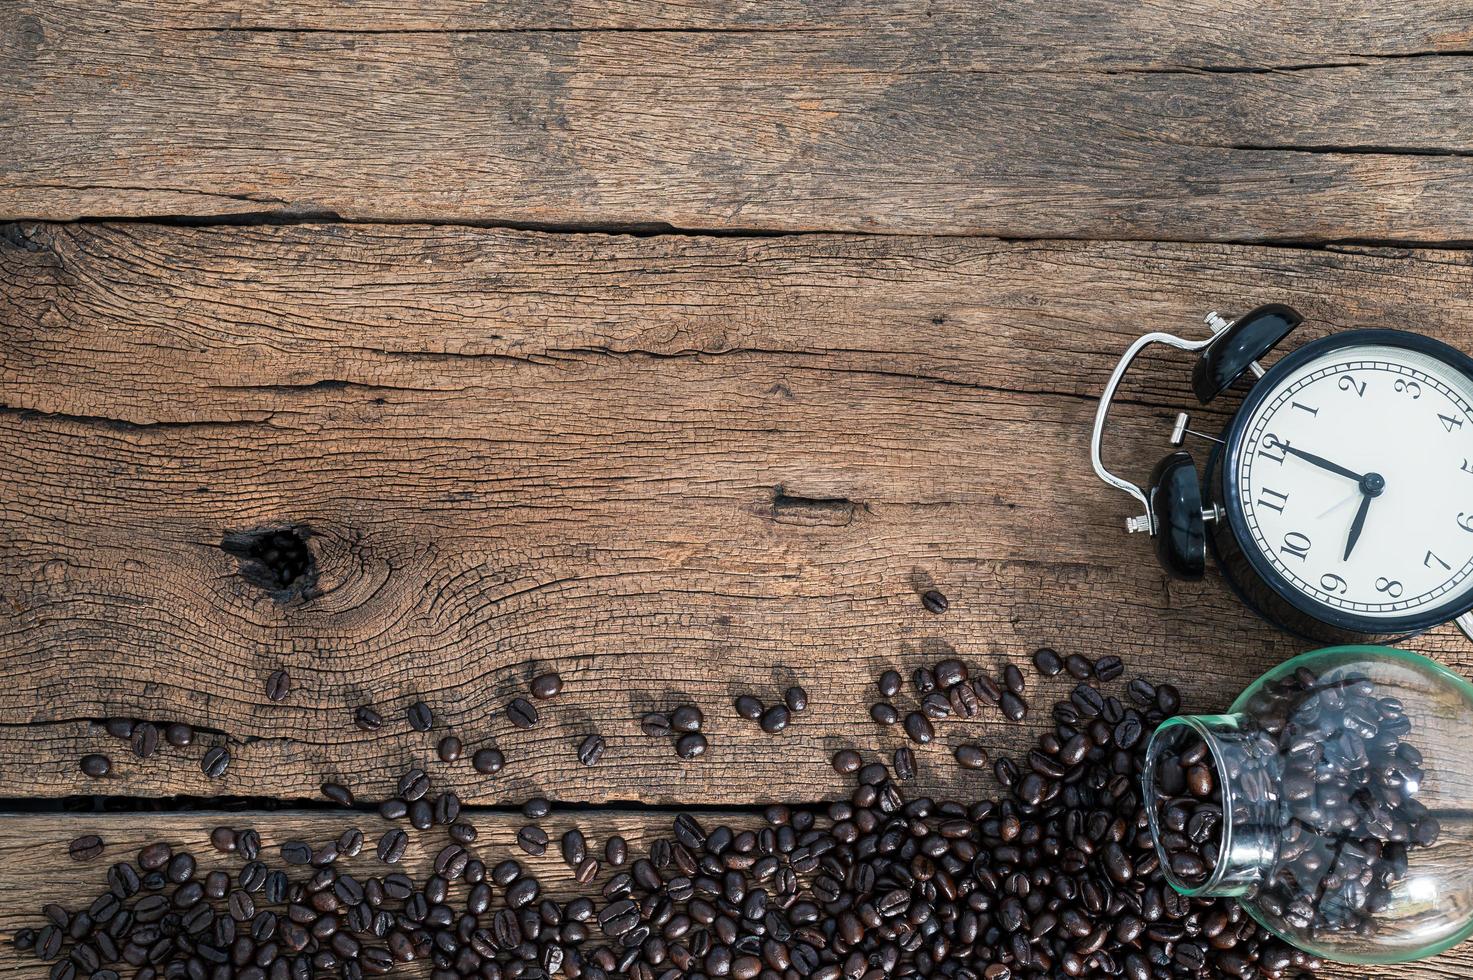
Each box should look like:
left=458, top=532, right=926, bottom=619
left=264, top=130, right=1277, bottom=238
left=1032, top=647, right=1063, bottom=676
left=406, top=700, right=433, bottom=732
left=506, top=698, right=538, bottom=729
left=577, top=733, right=606, bottom=765
left=470, top=747, right=504, bottom=775
left=605, top=836, right=628, bottom=866
left=1065, top=652, right=1094, bottom=679
left=877, top=670, right=902, bottom=698
left=759, top=704, right=790, bottom=734
left=201, top=746, right=230, bottom=779
left=670, top=705, right=703, bottom=733
left=733, top=695, right=763, bottom=720
left=377, top=798, right=407, bottom=820
left=321, top=782, right=353, bottom=807
left=432, top=792, right=460, bottom=825
left=902, top=712, right=934, bottom=744
left=1094, top=654, right=1124, bottom=681
left=436, top=735, right=462, bottom=763
left=376, top=829, right=408, bottom=864
left=934, top=658, right=967, bottom=688
left=517, top=826, right=549, bottom=856
left=353, top=706, right=383, bottom=732
left=68, top=835, right=104, bottom=862
left=397, top=768, right=430, bottom=801
left=523, top=797, right=551, bottom=819
left=448, top=822, right=476, bottom=845
left=131, top=722, right=160, bottom=759
left=955, top=744, right=988, bottom=769
left=280, top=841, right=312, bottom=865
left=675, top=732, right=708, bottom=759
left=265, top=670, right=290, bottom=702
left=869, top=703, right=898, bottom=725
left=237, top=829, right=261, bottom=860
left=783, top=686, right=808, bottom=713
left=530, top=672, right=563, bottom=700
left=104, top=718, right=135, bottom=740
left=1003, top=663, right=1025, bottom=696
left=831, top=749, right=862, bottom=775
left=639, top=712, right=672, bottom=737
left=920, top=589, right=948, bottom=613
left=893, top=747, right=916, bottom=781
left=164, top=723, right=193, bottom=747
left=407, top=799, right=432, bottom=831
left=973, top=674, right=1002, bottom=705
left=1000, top=691, right=1027, bottom=721
left=561, top=829, right=587, bottom=867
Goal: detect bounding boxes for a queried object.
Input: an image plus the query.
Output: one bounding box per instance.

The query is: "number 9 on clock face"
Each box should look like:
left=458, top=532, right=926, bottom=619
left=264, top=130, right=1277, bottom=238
left=1223, top=331, right=1473, bottom=635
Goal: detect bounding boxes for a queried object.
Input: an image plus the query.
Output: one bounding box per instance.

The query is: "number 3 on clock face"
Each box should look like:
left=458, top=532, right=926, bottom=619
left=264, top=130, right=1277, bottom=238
left=1227, top=336, right=1473, bottom=632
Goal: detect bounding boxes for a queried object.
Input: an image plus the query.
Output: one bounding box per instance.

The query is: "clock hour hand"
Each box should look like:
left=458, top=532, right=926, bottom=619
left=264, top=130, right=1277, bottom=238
left=1343, top=492, right=1373, bottom=561
left=1282, top=444, right=1365, bottom=483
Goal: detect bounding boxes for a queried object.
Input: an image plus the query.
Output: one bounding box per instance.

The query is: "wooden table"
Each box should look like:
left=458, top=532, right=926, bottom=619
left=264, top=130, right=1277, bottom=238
left=3, top=2, right=1473, bottom=976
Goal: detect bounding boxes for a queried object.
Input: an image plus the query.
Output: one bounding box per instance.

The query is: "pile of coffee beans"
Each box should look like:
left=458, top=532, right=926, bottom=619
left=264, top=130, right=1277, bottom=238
left=1152, top=665, right=1436, bottom=947
left=641, top=705, right=709, bottom=759
left=21, top=649, right=1334, bottom=980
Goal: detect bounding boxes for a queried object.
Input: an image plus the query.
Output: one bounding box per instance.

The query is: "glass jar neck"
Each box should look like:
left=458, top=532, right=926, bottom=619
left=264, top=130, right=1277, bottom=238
left=1144, top=713, right=1283, bottom=898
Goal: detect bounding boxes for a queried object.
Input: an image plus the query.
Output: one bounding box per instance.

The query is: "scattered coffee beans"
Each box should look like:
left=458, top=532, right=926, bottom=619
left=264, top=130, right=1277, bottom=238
left=265, top=669, right=290, bottom=702
left=530, top=672, right=563, bottom=700
left=921, top=588, right=949, bottom=613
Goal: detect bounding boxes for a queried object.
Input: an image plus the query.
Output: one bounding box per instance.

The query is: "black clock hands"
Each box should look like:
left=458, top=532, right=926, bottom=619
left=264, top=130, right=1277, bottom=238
left=1344, top=493, right=1373, bottom=561
left=1281, top=444, right=1366, bottom=483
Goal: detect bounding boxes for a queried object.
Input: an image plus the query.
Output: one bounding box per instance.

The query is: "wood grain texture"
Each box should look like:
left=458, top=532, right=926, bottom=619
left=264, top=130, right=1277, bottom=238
left=2, top=222, right=1470, bottom=808
left=5, top=3, right=1473, bottom=238
left=0, top=812, right=1467, bottom=980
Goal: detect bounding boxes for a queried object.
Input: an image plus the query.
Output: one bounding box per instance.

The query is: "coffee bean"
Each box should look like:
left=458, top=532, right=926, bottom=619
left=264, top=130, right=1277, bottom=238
left=675, top=732, right=707, bottom=759
left=1032, top=647, right=1063, bottom=676
left=877, top=670, right=902, bottom=697
left=378, top=798, right=407, bottom=820
left=436, top=735, right=462, bottom=763
left=352, top=706, right=382, bottom=731
left=869, top=703, right=898, bottom=725
left=516, top=826, right=548, bottom=856
left=530, top=672, right=563, bottom=699
left=639, top=712, right=672, bottom=737
left=1064, top=652, right=1093, bottom=678
left=68, top=835, right=104, bottom=862
left=376, top=830, right=407, bottom=865
left=902, top=712, right=933, bottom=745
left=265, top=669, right=290, bottom=702
left=406, top=700, right=433, bottom=732
left=921, top=691, right=951, bottom=720
left=733, top=695, right=763, bottom=720
left=784, top=686, right=808, bottom=713
left=1094, top=654, right=1124, bottom=681
left=337, top=829, right=363, bottom=857
left=920, top=589, right=948, bottom=613
left=321, top=782, right=353, bottom=807
left=912, top=667, right=937, bottom=694
left=280, top=841, right=312, bottom=865
left=130, top=722, right=160, bottom=759
left=80, top=755, right=111, bottom=778
left=237, top=828, right=261, bottom=860
left=523, top=797, right=550, bottom=818
left=397, top=767, right=430, bottom=801
left=577, top=733, right=606, bottom=765
left=506, top=698, right=538, bottom=729
left=955, top=744, right=988, bottom=769
left=408, top=799, right=432, bottom=830
left=934, top=658, right=968, bottom=688
left=831, top=750, right=862, bottom=775
left=1000, top=691, right=1027, bottom=722
left=210, top=827, right=237, bottom=853
left=973, top=675, right=1002, bottom=705
left=104, top=718, right=135, bottom=740
left=163, top=723, right=193, bottom=747
left=470, top=747, right=504, bottom=775
left=670, top=705, right=703, bottom=733
left=893, top=747, right=916, bottom=781
left=201, top=746, right=230, bottom=779
left=604, top=836, right=627, bottom=866
left=759, top=704, right=790, bottom=734
left=1003, top=663, right=1025, bottom=695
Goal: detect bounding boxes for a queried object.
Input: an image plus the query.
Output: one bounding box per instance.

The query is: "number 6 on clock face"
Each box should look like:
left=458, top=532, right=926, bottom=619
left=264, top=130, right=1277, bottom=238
left=1225, top=333, right=1473, bottom=633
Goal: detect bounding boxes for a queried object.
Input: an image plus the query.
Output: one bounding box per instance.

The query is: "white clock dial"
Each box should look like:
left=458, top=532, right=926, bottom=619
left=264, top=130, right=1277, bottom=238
left=1236, top=344, right=1473, bottom=619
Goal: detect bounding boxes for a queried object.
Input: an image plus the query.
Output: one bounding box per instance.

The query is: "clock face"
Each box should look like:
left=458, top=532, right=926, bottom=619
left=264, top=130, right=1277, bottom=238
left=1231, top=337, right=1473, bottom=626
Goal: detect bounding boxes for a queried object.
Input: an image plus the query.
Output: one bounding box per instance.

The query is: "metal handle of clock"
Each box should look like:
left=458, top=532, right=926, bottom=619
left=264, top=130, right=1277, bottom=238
left=1091, top=330, right=1217, bottom=534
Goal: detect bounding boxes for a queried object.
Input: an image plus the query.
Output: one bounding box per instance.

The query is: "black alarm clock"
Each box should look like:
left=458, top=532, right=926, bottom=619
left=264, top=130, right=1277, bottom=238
left=1092, top=304, right=1473, bottom=644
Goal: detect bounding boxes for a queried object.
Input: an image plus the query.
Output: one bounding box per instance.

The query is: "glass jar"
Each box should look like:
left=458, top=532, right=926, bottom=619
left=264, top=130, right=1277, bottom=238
left=1143, top=645, right=1473, bottom=964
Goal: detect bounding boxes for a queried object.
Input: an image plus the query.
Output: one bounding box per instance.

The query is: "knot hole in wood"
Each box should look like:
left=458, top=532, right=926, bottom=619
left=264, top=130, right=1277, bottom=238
left=219, top=525, right=319, bottom=603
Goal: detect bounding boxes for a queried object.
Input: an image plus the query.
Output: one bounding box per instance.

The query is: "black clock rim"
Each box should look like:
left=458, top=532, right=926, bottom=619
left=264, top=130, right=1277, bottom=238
left=1220, top=327, right=1473, bottom=635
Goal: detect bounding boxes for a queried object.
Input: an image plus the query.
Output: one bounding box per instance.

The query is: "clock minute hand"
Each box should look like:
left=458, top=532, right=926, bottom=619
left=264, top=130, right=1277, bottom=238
left=1283, top=445, right=1365, bottom=483
left=1344, top=492, right=1373, bottom=561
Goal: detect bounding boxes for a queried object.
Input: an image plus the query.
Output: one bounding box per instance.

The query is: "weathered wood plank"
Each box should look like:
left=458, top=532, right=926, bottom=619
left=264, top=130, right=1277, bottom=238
left=0, top=812, right=1467, bottom=980
left=5, top=5, right=1473, bottom=238
left=2, top=223, right=1471, bottom=808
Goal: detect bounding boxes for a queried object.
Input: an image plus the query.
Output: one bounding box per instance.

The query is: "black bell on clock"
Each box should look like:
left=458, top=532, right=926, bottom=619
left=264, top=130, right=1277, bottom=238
left=1093, top=304, right=1473, bottom=645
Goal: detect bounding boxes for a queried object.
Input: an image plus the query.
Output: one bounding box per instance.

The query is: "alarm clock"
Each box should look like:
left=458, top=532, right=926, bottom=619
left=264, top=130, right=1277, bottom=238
left=1092, top=304, right=1473, bottom=645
